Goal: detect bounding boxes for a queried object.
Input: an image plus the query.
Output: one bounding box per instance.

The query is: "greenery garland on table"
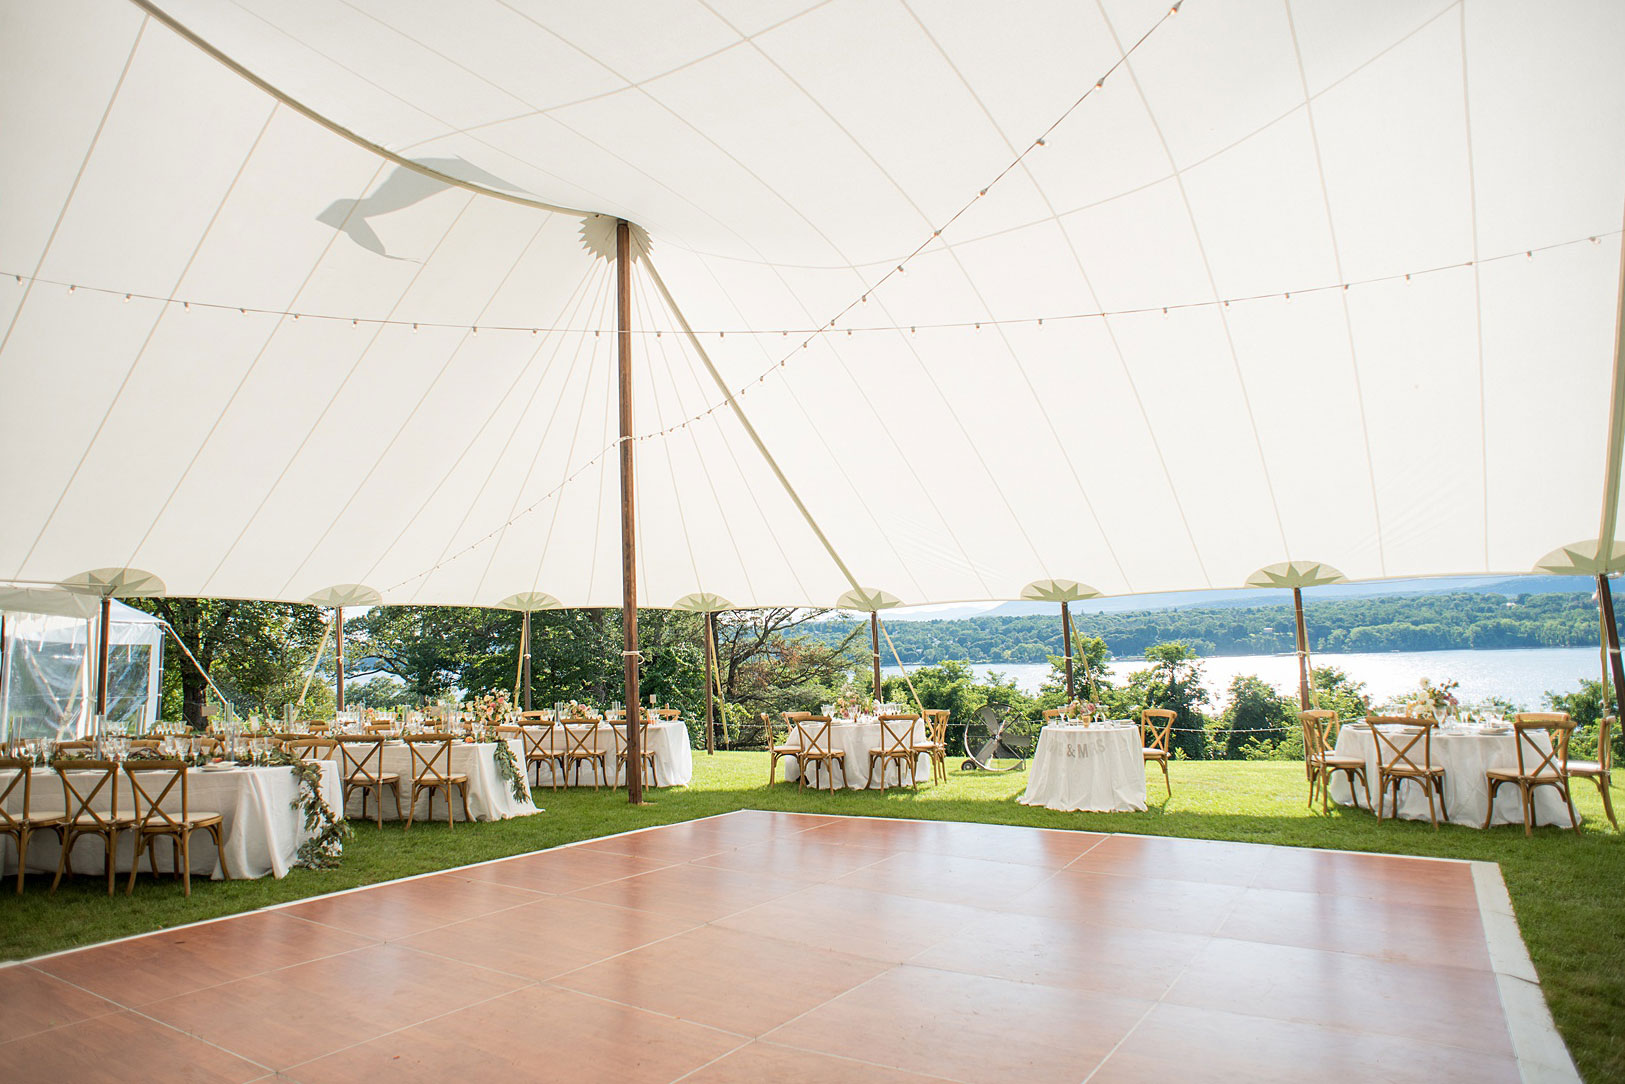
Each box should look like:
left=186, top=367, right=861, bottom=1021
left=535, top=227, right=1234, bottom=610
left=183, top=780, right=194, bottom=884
left=264, top=750, right=351, bottom=869
left=487, top=733, right=528, bottom=803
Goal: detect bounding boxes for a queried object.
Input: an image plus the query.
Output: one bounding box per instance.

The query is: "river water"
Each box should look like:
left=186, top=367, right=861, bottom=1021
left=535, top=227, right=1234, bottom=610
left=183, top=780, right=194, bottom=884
left=884, top=646, right=1606, bottom=711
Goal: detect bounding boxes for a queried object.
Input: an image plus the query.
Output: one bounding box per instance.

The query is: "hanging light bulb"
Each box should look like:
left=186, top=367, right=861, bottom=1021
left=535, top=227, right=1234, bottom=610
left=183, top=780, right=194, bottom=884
left=123, top=294, right=131, bottom=303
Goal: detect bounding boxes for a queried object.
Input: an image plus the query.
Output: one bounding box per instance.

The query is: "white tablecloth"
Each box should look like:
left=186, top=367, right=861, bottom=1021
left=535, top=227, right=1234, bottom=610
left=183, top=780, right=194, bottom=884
left=333, top=739, right=540, bottom=822
left=1019, top=723, right=1147, bottom=812
left=2, top=762, right=343, bottom=880
left=782, top=718, right=930, bottom=789
left=1328, top=725, right=1577, bottom=828
left=526, top=721, right=693, bottom=788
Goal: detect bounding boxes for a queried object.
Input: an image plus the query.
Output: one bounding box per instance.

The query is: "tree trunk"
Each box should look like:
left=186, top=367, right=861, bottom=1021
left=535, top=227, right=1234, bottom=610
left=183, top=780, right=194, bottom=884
left=182, top=670, right=208, bottom=731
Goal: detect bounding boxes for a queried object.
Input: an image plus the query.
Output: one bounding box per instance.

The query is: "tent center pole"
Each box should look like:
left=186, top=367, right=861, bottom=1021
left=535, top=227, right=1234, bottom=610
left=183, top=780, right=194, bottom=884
left=870, top=611, right=882, bottom=701
left=95, top=594, right=112, bottom=723
left=704, top=611, right=715, bottom=755
left=335, top=605, right=345, bottom=712
left=1062, top=601, right=1075, bottom=701
left=521, top=609, right=532, bottom=711
left=1292, top=587, right=1311, bottom=712
left=1597, top=574, right=1625, bottom=723
left=617, top=218, right=644, bottom=804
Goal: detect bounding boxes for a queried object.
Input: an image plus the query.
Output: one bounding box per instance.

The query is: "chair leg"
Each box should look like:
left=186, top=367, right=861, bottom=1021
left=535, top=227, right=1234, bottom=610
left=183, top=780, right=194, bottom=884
left=105, top=832, right=116, bottom=896
left=867, top=754, right=880, bottom=790
left=406, top=785, right=417, bottom=830
left=126, top=831, right=141, bottom=896
left=212, top=824, right=231, bottom=881
left=1520, top=783, right=1533, bottom=837
left=458, top=784, right=472, bottom=824
left=1596, top=775, right=1619, bottom=830
left=14, top=828, right=27, bottom=895
left=51, top=829, right=73, bottom=893
left=1424, top=780, right=1438, bottom=830
left=1563, top=783, right=1581, bottom=836
left=1483, top=778, right=1500, bottom=829
left=1161, top=758, right=1170, bottom=797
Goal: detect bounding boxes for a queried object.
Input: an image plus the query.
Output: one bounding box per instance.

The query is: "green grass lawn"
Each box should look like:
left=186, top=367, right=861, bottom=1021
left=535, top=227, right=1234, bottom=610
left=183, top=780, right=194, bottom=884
left=3, top=755, right=1621, bottom=1080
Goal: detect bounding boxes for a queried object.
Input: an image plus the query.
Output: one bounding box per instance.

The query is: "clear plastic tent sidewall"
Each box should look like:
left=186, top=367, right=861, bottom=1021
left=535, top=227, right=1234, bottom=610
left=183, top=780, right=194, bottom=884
left=1, top=603, right=163, bottom=742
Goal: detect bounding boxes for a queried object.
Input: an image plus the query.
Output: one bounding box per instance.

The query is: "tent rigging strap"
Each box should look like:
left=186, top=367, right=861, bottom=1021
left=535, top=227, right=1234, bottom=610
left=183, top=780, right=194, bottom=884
left=158, top=618, right=236, bottom=713
left=875, top=617, right=926, bottom=720
left=295, top=618, right=331, bottom=716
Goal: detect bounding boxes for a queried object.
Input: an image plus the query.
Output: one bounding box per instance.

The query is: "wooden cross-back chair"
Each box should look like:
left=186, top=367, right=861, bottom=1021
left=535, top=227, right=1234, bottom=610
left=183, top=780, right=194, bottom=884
left=1300, top=710, right=1369, bottom=814
left=50, top=759, right=132, bottom=896
left=655, top=708, right=681, bottom=721
left=767, top=711, right=811, bottom=785
left=1485, top=713, right=1580, bottom=836
left=794, top=716, right=845, bottom=791
left=868, top=714, right=921, bottom=790
left=1366, top=716, right=1447, bottom=829
left=335, top=735, right=401, bottom=829
left=915, top=709, right=950, bottom=785
left=404, top=734, right=471, bottom=828
left=124, top=760, right=230, bottom=897
left=562, top=723, right=608, bottom=789
left=612, top=720, right=658, bottom=790
left=517, top=722, right=566, bottom=790
left=1140, top=709, right=1175, bottom=796
left=285, top=736, right=337, bottom=765
left=1567, top=715, right=1616, bottom=830
left=0, top=757, right=65, bottom=894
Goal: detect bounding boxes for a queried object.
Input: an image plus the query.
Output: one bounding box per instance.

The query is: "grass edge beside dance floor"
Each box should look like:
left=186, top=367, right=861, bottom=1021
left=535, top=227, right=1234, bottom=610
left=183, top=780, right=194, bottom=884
left=3, top=754, right=1621, bottom=1081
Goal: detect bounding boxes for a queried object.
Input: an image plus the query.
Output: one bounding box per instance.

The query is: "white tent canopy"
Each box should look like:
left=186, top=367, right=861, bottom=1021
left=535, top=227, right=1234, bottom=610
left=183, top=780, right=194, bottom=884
left=2, top=0, right=1623, bottom=610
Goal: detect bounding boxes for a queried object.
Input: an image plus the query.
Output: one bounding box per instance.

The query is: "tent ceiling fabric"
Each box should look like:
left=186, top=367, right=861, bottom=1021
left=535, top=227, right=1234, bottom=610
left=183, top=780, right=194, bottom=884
left=1244, top=561, right=1349, bottom=590
left=2, top=0, right=1623, bottom=609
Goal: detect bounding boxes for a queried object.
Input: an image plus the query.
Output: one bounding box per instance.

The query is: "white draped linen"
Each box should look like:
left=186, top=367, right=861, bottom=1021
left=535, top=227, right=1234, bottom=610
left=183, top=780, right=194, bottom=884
left=334, top=739, right=538, bottom=822
left=783, top=718, right=930, bottom=790
left=528, top=721, right=694, bottom=788
left=1020, top=723, right=1147, bottom=813
left=1328, top=725, right=1577, bottom=828
left=2, top=762, right=342, bottom=880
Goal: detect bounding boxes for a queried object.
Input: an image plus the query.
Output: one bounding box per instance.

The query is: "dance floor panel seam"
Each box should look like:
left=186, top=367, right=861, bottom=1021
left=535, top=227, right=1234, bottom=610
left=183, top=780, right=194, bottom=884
left=0, top=810, right=1573, bottom=1083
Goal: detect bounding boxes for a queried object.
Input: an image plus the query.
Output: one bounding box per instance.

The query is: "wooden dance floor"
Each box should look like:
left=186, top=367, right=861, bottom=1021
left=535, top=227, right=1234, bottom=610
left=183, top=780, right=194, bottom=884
left=0, top=812, right=1572, bottom=1082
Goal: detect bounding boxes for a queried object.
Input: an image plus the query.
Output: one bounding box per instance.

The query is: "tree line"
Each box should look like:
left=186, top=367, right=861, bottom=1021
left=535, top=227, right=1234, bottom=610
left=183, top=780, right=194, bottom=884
left=795, top=591, right=1610, bottom=663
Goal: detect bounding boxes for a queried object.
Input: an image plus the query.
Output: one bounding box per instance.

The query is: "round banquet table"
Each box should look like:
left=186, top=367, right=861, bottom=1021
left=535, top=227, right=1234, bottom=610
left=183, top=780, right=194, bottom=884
left=527, top=721, right=694, bottom=788
left=782, top=717, right=930, bottom=789
left=1020, top=722, right=1147, bottom=813
left=1327, top=724, right=1577, bottom=828
left=1, top=761, right=343, bottom=880
left=332, top=738, right=540, bottom=821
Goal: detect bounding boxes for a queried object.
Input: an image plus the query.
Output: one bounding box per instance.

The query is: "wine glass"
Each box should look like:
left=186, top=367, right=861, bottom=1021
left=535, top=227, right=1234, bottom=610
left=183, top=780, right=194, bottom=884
left=1431, top=701, right=1448, bottom=728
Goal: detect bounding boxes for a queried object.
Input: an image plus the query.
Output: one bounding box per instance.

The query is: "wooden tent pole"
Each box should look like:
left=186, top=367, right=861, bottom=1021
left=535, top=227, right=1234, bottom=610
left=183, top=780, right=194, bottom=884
left=617, top=219, right=644, bottom=804
left=1292, top=587, right=1311, bottom=711
left=521, top=609, right=533, bottom=711
left=95, top=594, right=112, bottom=722
left=1597, top=574, right=1625, bottom=720
left=704, top=611, right=715, bottom=755
left=870, top=611, right=882, bottom=701
left=335, top=605, right=345, bottom=711
left=1061, top=601, right=1075, bottom=700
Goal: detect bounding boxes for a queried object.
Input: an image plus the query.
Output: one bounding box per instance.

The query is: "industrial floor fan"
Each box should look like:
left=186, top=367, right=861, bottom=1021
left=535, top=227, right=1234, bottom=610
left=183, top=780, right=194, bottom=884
left=961, top=704, right=1031, bottom=772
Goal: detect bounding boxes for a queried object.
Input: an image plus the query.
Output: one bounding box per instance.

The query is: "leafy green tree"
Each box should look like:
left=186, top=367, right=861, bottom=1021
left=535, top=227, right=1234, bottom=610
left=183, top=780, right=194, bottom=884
left=1217, top=674, right=1294, bottom=758
left=1110, top=642, right=1211, bottom=759
left=1547, top=677, right=1621, bottom=762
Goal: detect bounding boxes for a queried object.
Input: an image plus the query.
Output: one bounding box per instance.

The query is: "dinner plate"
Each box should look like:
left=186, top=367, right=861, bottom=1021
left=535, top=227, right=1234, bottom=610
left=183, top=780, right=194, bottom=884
left=201, top=762, right=239, bottom=772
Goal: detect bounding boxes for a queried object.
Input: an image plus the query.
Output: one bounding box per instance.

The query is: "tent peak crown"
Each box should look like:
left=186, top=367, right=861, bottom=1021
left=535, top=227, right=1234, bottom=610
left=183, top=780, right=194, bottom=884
left=581, top=217, right=650, bottom=264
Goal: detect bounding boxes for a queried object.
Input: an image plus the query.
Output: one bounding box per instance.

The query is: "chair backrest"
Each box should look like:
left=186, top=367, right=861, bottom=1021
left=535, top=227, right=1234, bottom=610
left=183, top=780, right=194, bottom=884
left=796, top=715, right=834, bottom=756
left=1299, top=710, right=1337, bottom=761
left=286, top=737, right=337, bottom=763
left=366, top=721, right=395, bottom=734
left=405, top=734, right=456, bottom=781
left=1599, top=716, right=1615, bottom=774
left=562, top=722, right=602, bottom=758
left=773, top=711, right=811, bottom=747
left=924, top=709, right=949, bottom=744
left=1042, top=708, right=1064, bottom=722
left=1511, top=712, right=1574, bottom=778
left=656, top=708, right=681, bottom=720
left=1141, top=709, right=1175, bottom=752
left=55, top=740, right=93, bottom=755
left=306, top=720, right=332, bottom=733
left=125, top=760, right=190, bottom=831
left=612, top=719, right=651, bottom=757
left=128, top=739, right=161, bottom=750
left=877, top=714, right=918, bottom=754
left=518, top=710, right=550, bottom=723
left=0, top=757, right=35, bottom=832
left=335, top=735, right=386, bottom=781
left=54, top=758, right=121, bottom=826
left=1366, top=715, right=1436, bottom=773
left=523, top=722, right=564, bottom=757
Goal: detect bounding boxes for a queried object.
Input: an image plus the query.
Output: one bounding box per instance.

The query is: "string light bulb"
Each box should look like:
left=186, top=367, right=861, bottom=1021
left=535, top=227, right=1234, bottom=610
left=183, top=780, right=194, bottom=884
left=123, top=294, right=131, bottom=303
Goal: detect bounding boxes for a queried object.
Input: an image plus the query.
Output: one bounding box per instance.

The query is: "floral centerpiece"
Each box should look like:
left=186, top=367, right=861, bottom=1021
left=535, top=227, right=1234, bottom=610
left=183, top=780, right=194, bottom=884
left=1391, top=677, right=1459, bottom=718
left=1060, top=698, right=1100, bottom=722
left=562, top=700, right=597, bottom=721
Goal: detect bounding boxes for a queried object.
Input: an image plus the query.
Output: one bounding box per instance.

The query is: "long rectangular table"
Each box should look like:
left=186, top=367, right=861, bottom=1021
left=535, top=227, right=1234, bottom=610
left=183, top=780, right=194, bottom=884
left=329, top=738, right=540, bottom=821
left=781, top=717, right=929, bottom=790
left=524, top=721, right=694, bottom=788
left=1327, top=724, right=1577, bottom=827
left=1, top=761, right=343, bottom=880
